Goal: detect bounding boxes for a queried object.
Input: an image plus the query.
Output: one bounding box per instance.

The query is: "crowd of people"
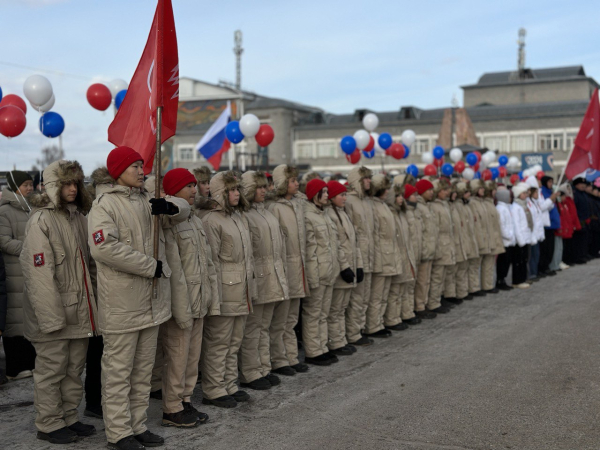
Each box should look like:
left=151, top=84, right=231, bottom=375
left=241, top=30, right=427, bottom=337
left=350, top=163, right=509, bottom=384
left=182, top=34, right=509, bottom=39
left=0, top=146, right=599, bottom=450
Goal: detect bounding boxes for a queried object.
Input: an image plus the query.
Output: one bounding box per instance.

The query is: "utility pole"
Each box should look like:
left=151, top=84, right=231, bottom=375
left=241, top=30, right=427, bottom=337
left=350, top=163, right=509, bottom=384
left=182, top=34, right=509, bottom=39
left=234, top=30, right=243, bottom=90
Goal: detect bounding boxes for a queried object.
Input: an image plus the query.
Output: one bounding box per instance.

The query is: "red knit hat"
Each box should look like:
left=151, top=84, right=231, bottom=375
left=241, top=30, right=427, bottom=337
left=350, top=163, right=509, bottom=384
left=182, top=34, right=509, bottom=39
left=306, top=179, right=327, bottom=201
left=107, top=146, right=144, bottom=180
left=163, top=168, right=197, bottom=196
left=404, top=184, right=418, bottom=199
left=416, top=179, right=434, bottom=195
left=327, top=180, right=346, bottom=199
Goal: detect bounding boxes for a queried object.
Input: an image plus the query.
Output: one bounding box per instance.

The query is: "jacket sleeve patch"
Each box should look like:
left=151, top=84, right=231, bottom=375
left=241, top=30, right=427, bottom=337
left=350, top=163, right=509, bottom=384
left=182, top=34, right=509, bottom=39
left=92, top=229, right=105, bottom=245
left=34, top=253, right=45, bottom=267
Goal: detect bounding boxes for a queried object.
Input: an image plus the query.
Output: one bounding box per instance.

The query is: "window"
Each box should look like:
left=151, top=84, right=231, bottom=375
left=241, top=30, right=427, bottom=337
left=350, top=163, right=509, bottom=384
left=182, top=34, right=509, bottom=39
left=316, top=140, right=337, bottom=158
left=539, top=133, right=563, bottom=151
left=413, top=138, right=430, bottom=155
left=179, top=146, right=194, bottom=161
left=510, top=134, right=534, bottom=153
left=565, top=132, right=577, bottom=152
left=295, top=141, right=314, bottom=159
left=483, top=135, right=507, bottom=152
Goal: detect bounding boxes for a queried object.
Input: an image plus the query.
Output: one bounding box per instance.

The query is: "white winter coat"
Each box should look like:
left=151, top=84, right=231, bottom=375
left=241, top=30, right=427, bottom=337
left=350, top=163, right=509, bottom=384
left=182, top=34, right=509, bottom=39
left=511, top=202, right=533, bottom=247
left=496, top=202, right=516, bottom=247
left=526, top=198, right=545, bottom=244
left=525, top=176, right=553, bottom=228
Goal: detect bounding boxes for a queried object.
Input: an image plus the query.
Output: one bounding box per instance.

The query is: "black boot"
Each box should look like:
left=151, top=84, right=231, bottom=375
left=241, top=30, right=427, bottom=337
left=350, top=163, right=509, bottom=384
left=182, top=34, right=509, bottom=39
left=305, top=354, right=332, bottom=366
left=471, top=290, right=487, bottom=297
left=68, top=421, right=96, bottom=436
left=428, top=306, right=450, bottom=314
left=415, top=310, right=437, bottom=319
left=345, top=344, right=357, bottom=353
left=240, top=377, right=271, bottom=390
left=330, top=346, right=354, bottom=355
left=265, top=373, right=281, bottom=386
left=134, top=430, right=164, bottom=447
left=291, top=363, right=309, bottom=373
left=108, top=436, right=145, bottom=450
left=201, top=395, right=237, bottom=408
left=272, top=366, right=296, bottom=376
left=485, top=288, right=500, bottom=294
left=182, top=401, right=209, bottom=424
left=404, top=317, right=422, bottom=325
left=231, top=390, right=250, bottom=402
left=348, top=336, right=374, bottom=346
left=363, top=329, right=392, bottom=338
left=150, top=389, right=162, bottom=400
left=37, top=427, right=78, bottom=444
left=445, top=297, right=463, bottom=305
left=162, top=409, right=199, bottom=428
left=84, top=404, right=103, bottom=419
left=385, top=323, right=408, bottom=331
left=324, top=352, right=340, bottom=363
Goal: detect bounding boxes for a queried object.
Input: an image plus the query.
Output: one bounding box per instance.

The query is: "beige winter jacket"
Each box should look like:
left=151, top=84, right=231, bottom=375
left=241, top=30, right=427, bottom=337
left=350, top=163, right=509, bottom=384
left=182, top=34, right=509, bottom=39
left=385, top=190, right=415, bottom=284
left=484, top=198, right=506, bottom=256
left=469, top=196, right=491, bottom=255
left=326, top=205, right=363, bottom=289
left=345, top=166, right=377, bottom=273
left=303, top=201, right=341, bottom=289
left=164, top=209, right=219, bottom=329
left=201, top=171, right=254, bottom=316
left=88, top=167, right=190, bottom=335
left=416, top=196, right=438, bottom=261
left=0, top=188, right=30, bottom=336
left=430, top=199, right=456, bottom=266
left=21, top=160, right=97, bottom=342
left=455, top=198, right=480, bottom=260
left=405, top=201, right=423, bottom=263
left=372, top=196, right=402, bottom=276
left=449, top=201, right=468, bottom=263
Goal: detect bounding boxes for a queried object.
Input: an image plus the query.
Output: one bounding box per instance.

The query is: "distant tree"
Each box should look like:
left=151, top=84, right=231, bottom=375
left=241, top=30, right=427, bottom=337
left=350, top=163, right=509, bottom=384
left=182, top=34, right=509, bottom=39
left=31, top=145, right=64, bottom=171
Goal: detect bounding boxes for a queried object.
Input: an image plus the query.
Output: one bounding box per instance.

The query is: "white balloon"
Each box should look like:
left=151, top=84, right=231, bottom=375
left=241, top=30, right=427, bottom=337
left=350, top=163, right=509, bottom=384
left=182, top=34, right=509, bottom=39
left=483, top=151, right=496, bottom=163
left=421, top=151, right=434, bottom=165
left=401, top=129, right=416, bottom=146
left=239, top=114, right=260, bottom=138
left=23, top=75, right=53, bottom=107
left=362, top=113, right=379, bottom=132
left=353, top=130, right=370, bottom=150
left=108, top=79, right=129, bottom=98
left=463, top=168, right=475, bottom=180
left=32, top=94, right=55, bottom=113
left=508, top=156, right=520, bottom=168
left=370, top=132, right=382, bottom=152
left=449, top=148, right=463, bottom=163
left=533, top=164, right=543, bottom=174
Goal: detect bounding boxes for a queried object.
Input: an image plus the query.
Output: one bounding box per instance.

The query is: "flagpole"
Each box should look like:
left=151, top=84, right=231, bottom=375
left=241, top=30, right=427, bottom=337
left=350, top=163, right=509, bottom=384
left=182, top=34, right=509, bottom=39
left=152, top=105, right=163, bottom=300
left=556, top=144, right=576, bottom=187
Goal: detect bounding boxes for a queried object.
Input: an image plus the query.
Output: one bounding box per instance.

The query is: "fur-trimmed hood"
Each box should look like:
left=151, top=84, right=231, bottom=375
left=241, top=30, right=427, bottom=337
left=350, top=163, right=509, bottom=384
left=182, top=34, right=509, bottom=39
left=371, top=174, right=391, bottom=196
left=272, top=164, right=299, bottom=197
left=241, top=170, right=268, bottom=204
left=299, top=171, right=322, bottom=194
left=484, top=180, right=497, bottom=198
left=433, top=178, right=452, bottom=197
left=28, top=160, right=92, bottom=214
left=393, top=173, right=416, bottom=188
left=470, top=179, right=485, bottom=196
left=193, top=166, right=212, bottom=184
left=347, top=166, right=373, bottom=199
left=455, top=181, right=468, bottom=198
left=206, top=170, right=249, bottom=214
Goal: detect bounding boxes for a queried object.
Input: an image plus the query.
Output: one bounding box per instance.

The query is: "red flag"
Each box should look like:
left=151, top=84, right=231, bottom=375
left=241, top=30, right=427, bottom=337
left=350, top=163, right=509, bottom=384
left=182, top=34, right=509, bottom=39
left=565, top=88, right=600, bottom=179
left=108, top=0, right=179, bottom=175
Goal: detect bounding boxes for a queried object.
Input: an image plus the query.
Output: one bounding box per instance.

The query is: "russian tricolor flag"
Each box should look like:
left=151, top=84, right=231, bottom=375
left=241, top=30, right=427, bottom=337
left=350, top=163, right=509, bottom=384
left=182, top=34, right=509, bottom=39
left=196, top=101, right=231, bottom=170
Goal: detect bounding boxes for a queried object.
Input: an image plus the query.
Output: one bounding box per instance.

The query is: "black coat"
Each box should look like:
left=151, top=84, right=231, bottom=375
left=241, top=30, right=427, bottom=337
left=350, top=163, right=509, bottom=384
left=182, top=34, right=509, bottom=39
left=0, top=252, right=6, bottom=333
left=574, top=189, right=591, bottom=222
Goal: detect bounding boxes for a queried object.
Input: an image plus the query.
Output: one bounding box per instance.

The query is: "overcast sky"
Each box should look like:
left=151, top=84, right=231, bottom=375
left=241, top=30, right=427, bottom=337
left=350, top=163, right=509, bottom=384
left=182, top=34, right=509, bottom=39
left=1, top=0, right=598, bottom=172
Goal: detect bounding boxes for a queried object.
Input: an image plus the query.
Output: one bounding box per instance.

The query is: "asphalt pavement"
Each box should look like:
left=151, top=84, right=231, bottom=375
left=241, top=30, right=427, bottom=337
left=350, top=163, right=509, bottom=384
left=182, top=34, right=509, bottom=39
left=2, top=259, right=600, bottom=450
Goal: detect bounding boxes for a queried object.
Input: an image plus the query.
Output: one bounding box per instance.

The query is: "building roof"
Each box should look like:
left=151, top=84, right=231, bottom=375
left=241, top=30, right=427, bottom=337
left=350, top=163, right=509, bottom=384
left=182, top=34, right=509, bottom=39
left=462, top=65, right=598, bottom=89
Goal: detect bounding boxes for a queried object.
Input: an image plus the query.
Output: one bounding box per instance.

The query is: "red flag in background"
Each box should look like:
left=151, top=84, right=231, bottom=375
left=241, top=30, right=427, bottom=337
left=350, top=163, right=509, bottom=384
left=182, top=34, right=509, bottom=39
left=108, top=0, right=179, bottom=175
left=565, top=88, right=600, bottom=179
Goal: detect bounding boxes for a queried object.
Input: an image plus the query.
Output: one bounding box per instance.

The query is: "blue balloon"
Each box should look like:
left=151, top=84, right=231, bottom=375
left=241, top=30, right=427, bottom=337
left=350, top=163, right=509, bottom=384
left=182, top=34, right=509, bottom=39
left=466, top=152, right=478, bottom=166
left=0, top=86, right=3, bottom=103
left=39, top=112, right=65, bottom=138
left=403, top=144, right=410, bottom=159
left=378, top=132, right=393, bottom=150
left=362, top=149, right=375, bottom=159
left=474, top=171, right=481, bottom=179
left=225, top=121, right=244, bottom=144
left=441, top=163, right=454, bottom=177
left=518, top=171, right=524, bottom=180
left=433, top=145, right=445, bottom=160
left=498, top=155, right=508, bottom=166
left=490, top=167, right=500, bottom=179
left=340, top=135, right=357, bottom=155
left=406, top=164, right=419, bottom=177
left=115, top=89, right=127, bottom=110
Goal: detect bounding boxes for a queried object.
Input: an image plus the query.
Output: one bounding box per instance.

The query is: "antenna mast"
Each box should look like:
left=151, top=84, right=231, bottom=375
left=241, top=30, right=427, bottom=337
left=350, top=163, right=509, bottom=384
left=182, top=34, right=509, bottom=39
left=234, top=30, right=243, bottom=90
left=517, top=28, right=526, bottom=79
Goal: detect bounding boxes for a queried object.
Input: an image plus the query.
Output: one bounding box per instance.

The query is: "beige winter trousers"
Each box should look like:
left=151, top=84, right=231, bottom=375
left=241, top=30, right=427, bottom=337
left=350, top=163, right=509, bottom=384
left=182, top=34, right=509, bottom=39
left=302, top=284, right=333, bottom=357
left=345, top=272, right=372, bottom=343
left=481, top=254, right=496, bottom=290
left=32, top=338, right=88, bottom=433
left=384, top=282, right=402, bottom=327
left=270, top=300, right=291, bottom=370
left=427, top=264, right=446, bottom=310
left=284, top=298, right=301, bottom=366
left=239, top=302, right=277, bottom=383
left=162, top=317, right=204, bottom=413
left=401, top=281, right=416, bottom=320
left=365, top=274, right=392, bottom=334
left=415, top=261, right=433, bottom=311
left=201, top=314, right=247, bottom=400
left=328, top=288, right=352, bottom=350
left=468, top=257, right=482, bottom=293
left=455, top=260, right=470, bottom=299
left=150, top=325, right=164, bottom=392
left=102, top=326, right=158, bottom=444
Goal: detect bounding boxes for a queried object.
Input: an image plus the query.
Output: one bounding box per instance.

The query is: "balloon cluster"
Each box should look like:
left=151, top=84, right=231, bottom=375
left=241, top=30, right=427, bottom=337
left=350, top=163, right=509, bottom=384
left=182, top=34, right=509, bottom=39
left=87, top=79, right=128, bottom=111
left=0, top=75, right=65, bottom=139
left=225, top=114, right=274, bottom=147
left=339, top=113, right=415, bottom=165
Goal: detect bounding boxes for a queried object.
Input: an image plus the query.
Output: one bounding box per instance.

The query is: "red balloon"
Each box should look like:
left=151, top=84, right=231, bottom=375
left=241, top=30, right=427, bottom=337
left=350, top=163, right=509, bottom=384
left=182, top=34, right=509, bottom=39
left=255, top=124, right=274, bottom=147
left=0, top=94, right=27, bottom=114
left=536, top=171, right=545, bottom=180
left=499, top=166, right=508, bottom=178
left=473, top=162, right=480, bottom=172
left=387, top=143, right=405, bottom=160
left=434, top=158, right=444, bottom=168
left=482, top=169, right=492, bottom=181
left=454, top=161, right=465, bottom=173
left=86, top=83, right=112, bottom=111
left=510, top=174, right=520, bottom=185
left=424, top=164, right=437, bottom=176
left=474, top=151, right=482, bottom=162
left=0, top=105, right=27, bottom=138
left=346, top=149, right=361, bottom=164
left=364, top=136, right=375, bottom=152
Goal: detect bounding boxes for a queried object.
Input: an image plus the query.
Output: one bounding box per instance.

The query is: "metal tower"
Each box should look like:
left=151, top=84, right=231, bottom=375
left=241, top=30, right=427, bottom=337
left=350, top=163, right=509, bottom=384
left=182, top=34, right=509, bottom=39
left=234, top=30, right=243, bottom=90
left=517, top=28, right=526, bottom=78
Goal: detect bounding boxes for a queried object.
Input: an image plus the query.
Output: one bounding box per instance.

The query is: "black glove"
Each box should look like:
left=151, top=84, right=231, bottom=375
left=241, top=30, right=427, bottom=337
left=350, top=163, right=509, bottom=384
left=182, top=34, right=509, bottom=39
left=340, top=268, right=355, bottom=284
left=356, top=268, right=364, bottom=283
left=150, top=198, right=179, bottom=216
left=154, top=260, right=163, bottom=278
